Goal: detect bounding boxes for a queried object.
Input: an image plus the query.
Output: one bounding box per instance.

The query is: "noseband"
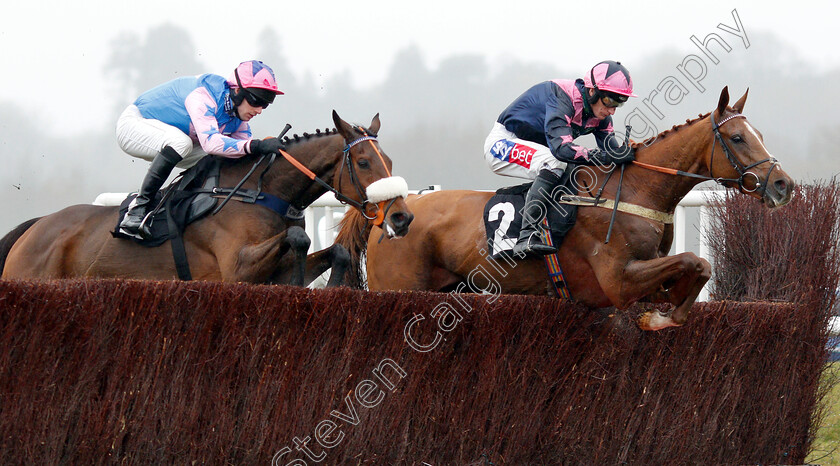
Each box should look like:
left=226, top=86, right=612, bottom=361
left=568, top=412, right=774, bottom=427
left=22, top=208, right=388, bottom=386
left=709, top=112, right=778, bottom=195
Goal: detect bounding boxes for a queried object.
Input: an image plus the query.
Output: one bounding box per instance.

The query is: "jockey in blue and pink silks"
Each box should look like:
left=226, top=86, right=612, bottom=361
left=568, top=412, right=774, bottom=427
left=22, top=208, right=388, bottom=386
left=116, top=60, right=286, bottom=239
left=483, top=60, right=638, bottom=256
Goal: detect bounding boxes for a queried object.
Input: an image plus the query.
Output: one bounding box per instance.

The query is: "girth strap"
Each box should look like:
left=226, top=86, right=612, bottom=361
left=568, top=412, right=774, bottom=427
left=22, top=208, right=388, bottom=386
left=165, top=201, right=192, bottom=280
left=195, top=187, right=305, bottom=220
left=558, top=196, right=674, bottom=224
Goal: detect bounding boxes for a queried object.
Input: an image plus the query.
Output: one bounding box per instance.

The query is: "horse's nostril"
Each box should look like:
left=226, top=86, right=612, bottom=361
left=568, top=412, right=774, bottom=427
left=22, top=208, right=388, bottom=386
left=389, top=212, right=413, bottom=230
left=774, top=178, right=788, bottom=195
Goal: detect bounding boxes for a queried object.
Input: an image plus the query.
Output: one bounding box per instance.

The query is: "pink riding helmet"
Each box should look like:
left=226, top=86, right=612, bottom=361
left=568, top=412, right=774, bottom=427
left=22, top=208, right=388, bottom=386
left=583, top=60, right=637, bottom=97
left=228, top=60, right=284, bottom=95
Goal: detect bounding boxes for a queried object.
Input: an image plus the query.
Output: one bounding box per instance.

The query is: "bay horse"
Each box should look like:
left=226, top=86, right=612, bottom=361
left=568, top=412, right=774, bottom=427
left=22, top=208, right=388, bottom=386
left=0, top=111, right=413, bottom=285
left=334, top=88, right=794, bottom=330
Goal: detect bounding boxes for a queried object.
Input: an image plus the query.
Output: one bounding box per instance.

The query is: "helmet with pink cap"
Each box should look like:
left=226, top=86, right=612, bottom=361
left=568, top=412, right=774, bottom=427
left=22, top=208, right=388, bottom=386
left=583, top=60, right=636, bottom=107
left=228, top=60, right=284, bottom=108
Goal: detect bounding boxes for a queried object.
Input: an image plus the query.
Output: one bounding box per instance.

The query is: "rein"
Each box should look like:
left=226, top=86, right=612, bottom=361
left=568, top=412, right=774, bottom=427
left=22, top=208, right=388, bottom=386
left=213, top=124, right=292, bottom=216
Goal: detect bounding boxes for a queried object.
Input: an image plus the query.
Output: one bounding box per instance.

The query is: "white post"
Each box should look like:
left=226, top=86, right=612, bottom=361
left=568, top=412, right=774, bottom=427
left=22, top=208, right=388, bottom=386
left=697, top=205, right=711, bottom=302
left=323, top=206, right=334, bottom=249
left=305, top=208, right=316, bottom=253
left=674, top=205, right=687, bottom=254
left=671, top=189, right=725, bottom=301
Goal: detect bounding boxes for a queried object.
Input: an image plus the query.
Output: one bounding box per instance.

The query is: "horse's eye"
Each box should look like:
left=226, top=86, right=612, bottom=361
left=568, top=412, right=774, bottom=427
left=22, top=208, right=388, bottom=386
left=357, top=159, right=370, bottom=169
left=731, top=134, right=744, bottom=143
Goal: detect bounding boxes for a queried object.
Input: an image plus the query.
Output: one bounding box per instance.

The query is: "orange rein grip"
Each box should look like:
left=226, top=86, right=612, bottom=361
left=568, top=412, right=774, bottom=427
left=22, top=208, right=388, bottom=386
left=631, top=160, right=681, bottom=176
left=278, top=150, right=317, bottom=180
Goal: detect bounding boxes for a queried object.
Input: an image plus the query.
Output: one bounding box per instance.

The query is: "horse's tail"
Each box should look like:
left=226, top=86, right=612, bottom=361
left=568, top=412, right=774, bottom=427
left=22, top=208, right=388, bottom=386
left=0, top=217, right=41, bottom=276
left=333, top=208, right=371, bottom=289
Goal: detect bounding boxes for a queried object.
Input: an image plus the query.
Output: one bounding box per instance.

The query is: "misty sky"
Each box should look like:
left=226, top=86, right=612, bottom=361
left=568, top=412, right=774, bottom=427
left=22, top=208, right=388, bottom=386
left=1, top=0, right=836, bottom=241
left=0, top=1, right=831, bottom=136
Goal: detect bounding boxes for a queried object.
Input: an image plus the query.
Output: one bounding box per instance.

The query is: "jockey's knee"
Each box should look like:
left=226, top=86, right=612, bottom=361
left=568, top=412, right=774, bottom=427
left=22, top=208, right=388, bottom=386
left=165, top=136, right=195, bottom=161
left=177, top=145, right=207, bottom=169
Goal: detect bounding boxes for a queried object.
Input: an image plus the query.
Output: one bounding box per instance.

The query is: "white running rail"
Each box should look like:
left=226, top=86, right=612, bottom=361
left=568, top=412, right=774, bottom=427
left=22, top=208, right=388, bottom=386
left=95, top=187, right=724, bottom=299
left=305, top=188, right=726, bottom=300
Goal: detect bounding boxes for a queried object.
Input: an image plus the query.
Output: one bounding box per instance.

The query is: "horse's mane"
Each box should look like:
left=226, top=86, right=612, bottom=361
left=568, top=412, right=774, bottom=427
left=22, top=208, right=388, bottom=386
left=630, top=112, right=711, bottom=149
left=281, top=128, right=339, bottom=146
left=227, top=123, right=377, bottom=167
left=279, top=123, right=377, bottom=148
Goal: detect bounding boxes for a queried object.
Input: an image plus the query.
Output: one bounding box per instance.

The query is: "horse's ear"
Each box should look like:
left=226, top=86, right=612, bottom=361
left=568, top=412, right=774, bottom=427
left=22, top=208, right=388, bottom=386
left=732, top=88, right=749, bottom=113
left=332, top=110, right=354, bottom=140
left=369, top=113, right=381, bottom=135
left=716, top=86, right=730, bottom=117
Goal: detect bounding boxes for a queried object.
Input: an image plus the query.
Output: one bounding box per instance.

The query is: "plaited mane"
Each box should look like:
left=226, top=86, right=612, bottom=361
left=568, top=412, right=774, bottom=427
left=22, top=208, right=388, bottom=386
left=631, top=112, right=711, bottom=149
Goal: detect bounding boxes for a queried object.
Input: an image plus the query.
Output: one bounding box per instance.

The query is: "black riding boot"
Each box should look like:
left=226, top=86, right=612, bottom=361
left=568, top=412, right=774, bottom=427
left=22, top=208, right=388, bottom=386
left=513, top=168, right=564, bottom=257
left=119, top=146, right=182, bottom=238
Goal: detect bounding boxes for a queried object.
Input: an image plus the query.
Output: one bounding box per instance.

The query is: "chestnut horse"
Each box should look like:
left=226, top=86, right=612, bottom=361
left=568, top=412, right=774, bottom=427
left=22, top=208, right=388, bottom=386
left=335, top=88, right=794, bottom=330
left=0, top=111, right=413, bottom=285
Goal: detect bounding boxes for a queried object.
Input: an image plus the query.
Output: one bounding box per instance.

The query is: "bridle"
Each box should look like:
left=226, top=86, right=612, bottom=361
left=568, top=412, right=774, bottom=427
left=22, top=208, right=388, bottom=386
left=632, top=112, right=779, bottom=195
left=335, top=127, right=397, bottom=225
left=708, top=112, right=778, bottom=195
left=330, top=126, right=397, bottom=226
left=583, top=114, right=779, bottom=243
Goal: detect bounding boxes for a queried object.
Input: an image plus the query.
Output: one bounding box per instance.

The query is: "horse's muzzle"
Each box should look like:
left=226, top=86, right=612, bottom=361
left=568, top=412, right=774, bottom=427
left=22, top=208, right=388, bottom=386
left=763, top=175, right=794, bottom=208
left=385, top=211, right=414, bottom=238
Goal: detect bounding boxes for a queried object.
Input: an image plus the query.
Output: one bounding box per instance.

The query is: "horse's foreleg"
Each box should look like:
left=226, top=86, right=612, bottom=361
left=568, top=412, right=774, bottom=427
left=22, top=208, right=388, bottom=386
left=604, top=252, right=710, bottom=330
left=288, top=227, right=309, bottom=286
left=229, top=226, right=310, bottom=285
left=667, top=256, right=711, bottom=325
left=317, top=245, right=351, bottom=287
left=270, top=244, right=351, bottom=287
left=306, top=245, right=351, bottom=287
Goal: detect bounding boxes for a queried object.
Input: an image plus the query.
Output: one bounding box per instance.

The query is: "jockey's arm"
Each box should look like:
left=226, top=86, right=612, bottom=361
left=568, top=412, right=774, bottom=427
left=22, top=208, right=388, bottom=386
left=545, top=97, right=596, bottom=164
left=548, top=113, right=633, bottom=167
left=184, top=88, right=251, bottom=158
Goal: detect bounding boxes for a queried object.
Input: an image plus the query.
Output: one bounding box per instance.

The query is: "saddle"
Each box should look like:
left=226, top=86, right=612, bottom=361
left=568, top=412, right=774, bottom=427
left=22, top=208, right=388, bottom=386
left=111, top=155, right=308, bottom=280
left=112, top=156, right=307, bottom=247
left=112, top=156, right=221, bottom=247
left=483, top=169, right=578, bottom=260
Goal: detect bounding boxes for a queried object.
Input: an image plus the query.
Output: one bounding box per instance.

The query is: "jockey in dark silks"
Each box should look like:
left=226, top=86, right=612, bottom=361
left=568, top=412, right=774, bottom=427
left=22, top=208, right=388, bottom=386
left=116, top=60, right=287, bottom=239
left=483, top=60, right=637, bottom=256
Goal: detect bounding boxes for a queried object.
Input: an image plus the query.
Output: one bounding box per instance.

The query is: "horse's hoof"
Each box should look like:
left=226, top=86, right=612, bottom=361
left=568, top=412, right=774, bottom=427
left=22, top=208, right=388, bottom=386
left=637, top=309, right=680, bottom=331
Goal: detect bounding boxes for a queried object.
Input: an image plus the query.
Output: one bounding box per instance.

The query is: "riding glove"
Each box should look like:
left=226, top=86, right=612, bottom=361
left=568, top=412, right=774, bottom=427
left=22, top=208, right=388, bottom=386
left=586, top=145, right=636, bottom=166
left=249, top=137, right=286, bottom=156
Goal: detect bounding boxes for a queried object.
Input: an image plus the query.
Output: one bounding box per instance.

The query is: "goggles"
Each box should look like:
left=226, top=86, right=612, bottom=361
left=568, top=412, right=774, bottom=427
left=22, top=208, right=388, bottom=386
left=241, top=89, right=272, bottom=109
left=600, top=92, right=628, bottom=108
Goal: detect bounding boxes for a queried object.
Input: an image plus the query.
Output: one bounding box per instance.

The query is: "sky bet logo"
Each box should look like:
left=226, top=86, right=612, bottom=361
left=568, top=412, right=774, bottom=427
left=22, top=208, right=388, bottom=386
left=490, top=139, right=535, bottom=169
